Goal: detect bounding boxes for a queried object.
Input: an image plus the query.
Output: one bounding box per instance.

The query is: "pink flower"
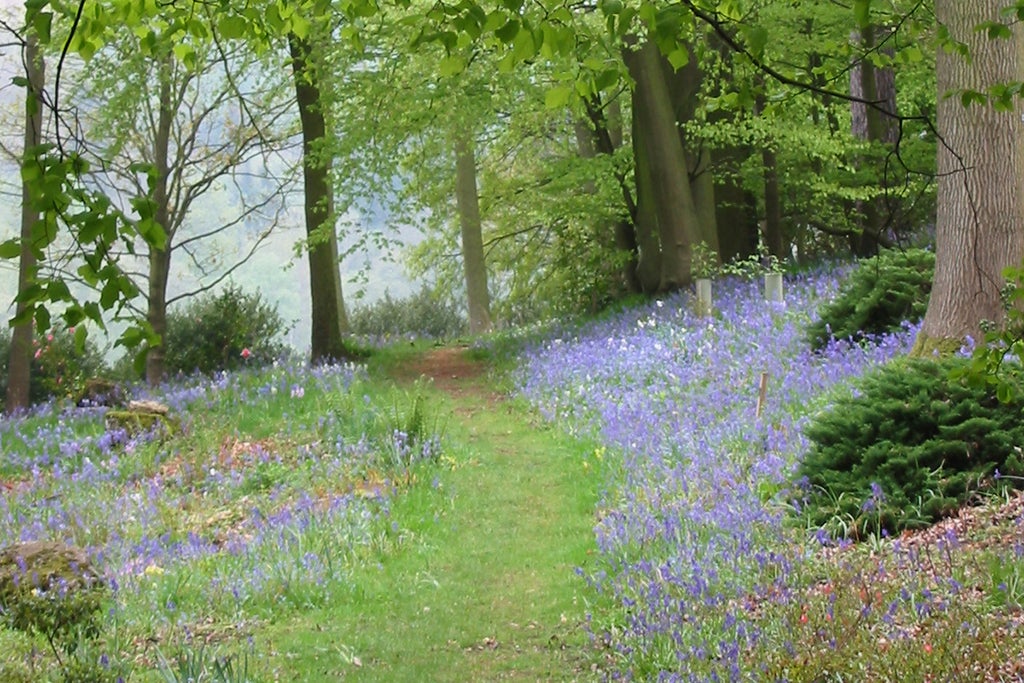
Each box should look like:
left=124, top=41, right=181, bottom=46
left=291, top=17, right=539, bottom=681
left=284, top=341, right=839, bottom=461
left=240, top=348, right=252, bottom=359
left=34, top=349, right=42, bottom=359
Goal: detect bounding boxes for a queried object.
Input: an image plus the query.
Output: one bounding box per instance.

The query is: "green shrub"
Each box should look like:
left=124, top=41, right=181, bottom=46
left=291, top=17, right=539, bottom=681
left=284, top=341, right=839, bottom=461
left=797, top=357, right=1024, bottom=537
left=807, top=248, right=934, bottom=350
left=0, top=325, right=107, bottom=408
left=349, top=287, right=466, bottom=340
left=163, top=285, right=288, bottom=376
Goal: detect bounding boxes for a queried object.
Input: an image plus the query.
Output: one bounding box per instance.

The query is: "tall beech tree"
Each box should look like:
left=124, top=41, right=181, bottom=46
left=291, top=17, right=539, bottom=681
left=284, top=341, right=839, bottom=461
left=290, top=32, right=351, bottom=362
left=913, top=0, right=1024, bottom=353
left=6, top=24, right=44, bottom=413
left=453, top=133, right=492, bottom=334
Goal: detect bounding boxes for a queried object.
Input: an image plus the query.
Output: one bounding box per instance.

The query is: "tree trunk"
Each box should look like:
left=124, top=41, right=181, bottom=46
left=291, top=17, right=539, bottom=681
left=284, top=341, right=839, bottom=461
left=145, top=55, right=174, bottom=386
left=913, top=0, right=1024, bottom=354
left=630, top=95, right=663, bottom=294
left=625, top=40, right=702, bottom=291
left=714, top=146, right=759, bottom=263
left=290, top=35, right=350, bottom=362
left=689, top=147, right=720, bottom=254
left=762, top=144, right=784, bottom=259
left=453, top=134, right=491, bottom=334
left=849, top=24, right=899, bottom=257
left=575, top=107, right=641, bottom=295
left=663, top=45, right=719, bottom=255
left=6, top=31, right=44, bottom=413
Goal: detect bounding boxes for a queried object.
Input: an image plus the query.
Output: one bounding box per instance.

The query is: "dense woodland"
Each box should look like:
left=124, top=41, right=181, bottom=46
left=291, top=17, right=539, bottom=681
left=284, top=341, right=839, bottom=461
left=4, top=2, right=1024, bottom=680
left=0, top=0, right=1021, bottom=406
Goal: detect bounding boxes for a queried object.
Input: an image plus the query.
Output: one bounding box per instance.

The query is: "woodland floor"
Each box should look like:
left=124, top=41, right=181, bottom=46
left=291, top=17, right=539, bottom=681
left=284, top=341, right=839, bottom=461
left=265, top=346, right=606, bottom=680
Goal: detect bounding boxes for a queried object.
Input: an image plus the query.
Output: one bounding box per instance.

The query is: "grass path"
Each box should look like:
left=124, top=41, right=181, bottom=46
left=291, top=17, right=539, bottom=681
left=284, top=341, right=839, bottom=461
left=262, top=347, right=604, bottom=681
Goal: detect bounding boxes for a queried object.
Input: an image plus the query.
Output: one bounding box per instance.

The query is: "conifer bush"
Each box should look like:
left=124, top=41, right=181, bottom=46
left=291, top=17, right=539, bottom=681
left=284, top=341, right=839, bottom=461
left=798, top=357, right=1024, bottom=537
left=807, top=248, right=934, bottom=350
left=163, top=285, right=288, bottom=376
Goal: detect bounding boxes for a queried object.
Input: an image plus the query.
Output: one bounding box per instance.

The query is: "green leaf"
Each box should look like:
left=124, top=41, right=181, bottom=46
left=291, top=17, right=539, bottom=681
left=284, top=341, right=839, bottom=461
left=593, top=68, right=620, bottom=92
left=77, top=262, right=99, bottom=285
left=495, top=18, right=519, bottom=43
left=172, top=42, right=194, bottom=65
left=977, top=20, right=1013, bottom=40
left=217, top=15, right=249, bottom=40
left=100, top=279, right=120, bottom=310
left=960, top=89, right=987, bottom=108
left=73, top=323, right=88, bottom=355
left=666, top=47, right=689, bottom=71
left=47, top=279, right=71, bottom=302
left=544, top=85, right=573, bottom=109
left=289, top=14, right=311, bottom=40
left=600, top=0, right=622, bottom=15
left=742, top=25, right=768, bottom=59
left=438, top=54, right=466, bottom=77
left=511, top=25, right=536, bottom=62
left=32, top=11, right=52, bottom=43
left=483, top=10, right=505, bottom=32
left=853, top=0, right=871, bottom=29
left=0, top=239, right=21, bottom=259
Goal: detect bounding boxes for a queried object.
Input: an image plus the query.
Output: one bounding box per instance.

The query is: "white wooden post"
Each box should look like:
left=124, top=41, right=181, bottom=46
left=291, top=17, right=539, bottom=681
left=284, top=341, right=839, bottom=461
left=765, top=272, right=784, bottom=304
left=696, top=278, right=713, bottom=317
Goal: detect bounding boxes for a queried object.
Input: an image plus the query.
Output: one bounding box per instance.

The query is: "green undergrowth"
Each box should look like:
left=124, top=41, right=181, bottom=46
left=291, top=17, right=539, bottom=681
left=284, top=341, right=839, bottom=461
left=799, top=356, right=1024, bottom=537
left=807, top=248, right=934, bottom=350
left=258, top=351, right=605, bottom=681
left=0, top=347, right=604, bottom=680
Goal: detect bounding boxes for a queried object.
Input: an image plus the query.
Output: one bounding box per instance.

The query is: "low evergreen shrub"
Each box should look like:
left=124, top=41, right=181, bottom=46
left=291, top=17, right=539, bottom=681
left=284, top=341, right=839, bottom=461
left=798, top=357, right=1024, bottom=537
left=163, top=285, right=288, bottom=376
left=807, top=248, right=934, bottom=350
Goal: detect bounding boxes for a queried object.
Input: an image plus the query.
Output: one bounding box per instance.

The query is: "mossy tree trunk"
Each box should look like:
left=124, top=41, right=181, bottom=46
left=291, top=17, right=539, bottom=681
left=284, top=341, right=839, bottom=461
left=6, top=29, right=44, bottom=414
left=912, top=0, right=1024, bottom=355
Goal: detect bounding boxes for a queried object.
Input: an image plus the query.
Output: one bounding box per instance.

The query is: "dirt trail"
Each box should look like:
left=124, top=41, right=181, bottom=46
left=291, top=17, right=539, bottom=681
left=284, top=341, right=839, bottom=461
left=373, top=346, right=600, bottom=681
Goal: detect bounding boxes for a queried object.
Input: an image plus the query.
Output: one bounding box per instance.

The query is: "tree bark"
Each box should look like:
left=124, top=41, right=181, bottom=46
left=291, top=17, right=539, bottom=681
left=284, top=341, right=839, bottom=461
left=913, top=0, right=1024, bottom=353
left=625, top=40, right=702, bottom=291
left=575, top=104, right=642, bottom=295
left=663, top=45, right=719, bottom=255
left=145, top=55, right=174, bottom=386
left=290, top=35, right=350, bottom=362
left=453, top=134, right=491, bottom=334
left=762, top=144, right=784, bottom=260
left=714, top=146, right=758, bottom=263
left=631, top=106, right=663, bottom=294
left=849, top=24, right=899, bottom=257
left=6, top=31, right=44, bottom=413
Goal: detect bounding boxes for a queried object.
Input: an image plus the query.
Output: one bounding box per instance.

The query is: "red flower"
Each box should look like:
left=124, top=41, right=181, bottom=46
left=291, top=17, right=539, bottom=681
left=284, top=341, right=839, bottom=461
left=240, top=348, right=252, bottom=359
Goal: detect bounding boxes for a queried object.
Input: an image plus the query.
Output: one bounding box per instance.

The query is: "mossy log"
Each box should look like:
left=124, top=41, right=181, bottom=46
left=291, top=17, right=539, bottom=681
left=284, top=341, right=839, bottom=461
left=104, top=400, right=179, bottom=436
